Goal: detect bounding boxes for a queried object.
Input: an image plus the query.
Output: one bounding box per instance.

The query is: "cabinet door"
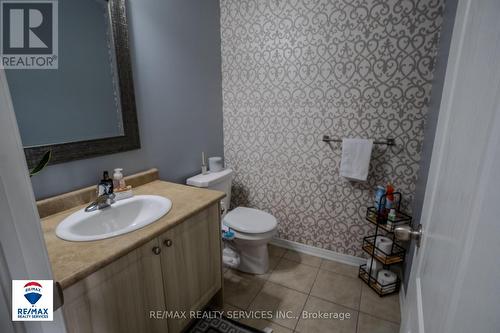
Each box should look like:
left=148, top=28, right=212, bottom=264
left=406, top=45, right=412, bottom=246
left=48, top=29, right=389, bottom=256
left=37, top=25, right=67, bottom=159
left=160, top=204, right=222, bottom=333
left=63, top=238, right=168, bottom=333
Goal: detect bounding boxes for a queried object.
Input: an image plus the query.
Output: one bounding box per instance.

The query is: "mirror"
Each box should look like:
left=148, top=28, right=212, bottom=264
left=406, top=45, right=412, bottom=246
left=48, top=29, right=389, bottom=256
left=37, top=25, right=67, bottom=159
left=6, top=0, right=140, bottom=168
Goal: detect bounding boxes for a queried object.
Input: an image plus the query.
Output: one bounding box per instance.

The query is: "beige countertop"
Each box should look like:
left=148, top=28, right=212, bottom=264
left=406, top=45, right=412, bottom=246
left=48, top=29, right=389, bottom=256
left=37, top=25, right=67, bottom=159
left=41, top=180, right=225, bottom=289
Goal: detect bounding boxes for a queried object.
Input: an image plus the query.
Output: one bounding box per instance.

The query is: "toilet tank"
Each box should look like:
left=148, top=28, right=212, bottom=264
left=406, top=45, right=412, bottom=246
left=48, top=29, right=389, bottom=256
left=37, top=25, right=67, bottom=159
left=186, top=168, right=233, bottom=216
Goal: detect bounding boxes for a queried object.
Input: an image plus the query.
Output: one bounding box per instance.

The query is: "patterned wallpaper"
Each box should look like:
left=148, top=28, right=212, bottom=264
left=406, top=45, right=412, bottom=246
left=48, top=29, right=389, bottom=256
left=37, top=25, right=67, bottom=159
left=220, top=0, right=444, bottom=256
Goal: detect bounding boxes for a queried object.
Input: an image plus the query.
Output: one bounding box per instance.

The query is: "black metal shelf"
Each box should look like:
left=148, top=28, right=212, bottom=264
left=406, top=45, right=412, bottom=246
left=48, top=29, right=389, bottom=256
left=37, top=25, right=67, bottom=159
left=362, top=235, right=405, bottom=265
left=359, top=264, right=400, bottom=296
left=358, top=191, right=411, bottom=297
left=366, top=206, right=411, bottom=233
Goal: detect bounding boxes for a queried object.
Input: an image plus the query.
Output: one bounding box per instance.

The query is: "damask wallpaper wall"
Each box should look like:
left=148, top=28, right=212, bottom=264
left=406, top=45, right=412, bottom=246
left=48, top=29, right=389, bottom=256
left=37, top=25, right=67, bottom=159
left=220, top=0, right=444, bottom=256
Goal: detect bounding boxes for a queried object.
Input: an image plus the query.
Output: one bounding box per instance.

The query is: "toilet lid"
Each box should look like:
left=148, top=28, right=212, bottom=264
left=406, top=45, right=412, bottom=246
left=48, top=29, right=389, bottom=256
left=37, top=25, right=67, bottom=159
left=223, top=207, right=277, bottom=234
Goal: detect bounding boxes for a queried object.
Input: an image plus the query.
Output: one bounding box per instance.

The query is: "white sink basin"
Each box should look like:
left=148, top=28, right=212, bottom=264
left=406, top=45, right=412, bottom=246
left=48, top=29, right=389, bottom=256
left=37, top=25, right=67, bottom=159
left=56, top=195, right=172, bottom=241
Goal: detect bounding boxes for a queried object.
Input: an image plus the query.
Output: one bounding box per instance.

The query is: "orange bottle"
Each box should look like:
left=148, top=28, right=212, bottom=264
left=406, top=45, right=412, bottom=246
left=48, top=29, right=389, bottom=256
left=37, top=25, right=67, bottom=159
left=386, top=183, right=394, bottom=209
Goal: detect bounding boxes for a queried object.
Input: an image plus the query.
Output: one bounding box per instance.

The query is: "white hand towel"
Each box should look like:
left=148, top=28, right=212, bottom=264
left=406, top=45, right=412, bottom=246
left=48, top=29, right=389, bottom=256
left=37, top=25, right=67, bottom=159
left=340, top=138, right=373, bottom=181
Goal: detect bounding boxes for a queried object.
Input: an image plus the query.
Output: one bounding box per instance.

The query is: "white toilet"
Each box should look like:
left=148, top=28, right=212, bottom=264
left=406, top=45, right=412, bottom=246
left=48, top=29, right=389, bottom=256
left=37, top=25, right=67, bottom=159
left=187, top=168, right=277, bottom=274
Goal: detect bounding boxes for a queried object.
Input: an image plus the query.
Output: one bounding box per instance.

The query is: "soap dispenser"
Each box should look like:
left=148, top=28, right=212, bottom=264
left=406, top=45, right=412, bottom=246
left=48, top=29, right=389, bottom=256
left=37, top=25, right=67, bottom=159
left=113, top=168, right=126, bottom=190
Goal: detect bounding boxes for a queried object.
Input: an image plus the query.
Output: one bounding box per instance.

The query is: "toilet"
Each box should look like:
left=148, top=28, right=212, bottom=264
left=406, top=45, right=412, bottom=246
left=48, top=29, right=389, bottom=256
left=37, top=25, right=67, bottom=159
left=186, top=169, right=277, bottom=274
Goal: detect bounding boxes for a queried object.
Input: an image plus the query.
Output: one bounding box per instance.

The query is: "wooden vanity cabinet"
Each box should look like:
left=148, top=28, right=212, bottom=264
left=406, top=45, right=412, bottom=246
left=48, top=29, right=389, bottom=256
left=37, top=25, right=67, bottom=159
left=63, top=238, right=168, bottom=333
left=63, top=203, right=222, bottom=333
left=159, top=204, right=222, bottom=333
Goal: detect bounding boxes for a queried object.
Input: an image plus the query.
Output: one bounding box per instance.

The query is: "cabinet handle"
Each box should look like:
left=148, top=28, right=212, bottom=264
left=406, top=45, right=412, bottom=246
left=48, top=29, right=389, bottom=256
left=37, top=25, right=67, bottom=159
left=152, top=246, right=161, bottom=255
left=163, top=239, right=173, bottom=247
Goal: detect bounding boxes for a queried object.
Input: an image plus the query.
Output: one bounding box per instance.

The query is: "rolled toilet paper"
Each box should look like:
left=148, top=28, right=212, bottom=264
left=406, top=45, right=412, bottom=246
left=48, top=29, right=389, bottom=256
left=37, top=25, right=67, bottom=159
left=223, top=255, right=240, bottom=268
left=223, top=247, right=238, bottom=258
left=375, top=236, right=393, bottom=254
left=223, top=247, right=240, bottom=268
left=377, top=269, right=397, bottom=293
left=365, top=258, right=380, bottom=278
left=377, top=269, right=397, bottom=285
left=208, top=156, right=224, bottom=172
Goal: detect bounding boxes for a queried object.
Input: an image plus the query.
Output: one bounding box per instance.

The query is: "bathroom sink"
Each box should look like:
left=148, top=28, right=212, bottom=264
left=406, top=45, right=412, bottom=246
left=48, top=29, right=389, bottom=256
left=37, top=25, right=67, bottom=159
left=55, top=195, right=172, bottom=241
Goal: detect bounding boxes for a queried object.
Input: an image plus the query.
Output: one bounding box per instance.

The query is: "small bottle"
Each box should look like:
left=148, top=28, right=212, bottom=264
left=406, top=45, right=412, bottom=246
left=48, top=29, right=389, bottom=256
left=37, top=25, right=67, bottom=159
left=374, top=186, right=386, bottom=211
left=388, top=208, right=397, bottom=221
left=98, top=171, right=113, bottom=195
left=201, top=152, right=208, bottom=174
left=113, top=168, right=126, bottom=190
left=386, top=183, right=395, bottom=209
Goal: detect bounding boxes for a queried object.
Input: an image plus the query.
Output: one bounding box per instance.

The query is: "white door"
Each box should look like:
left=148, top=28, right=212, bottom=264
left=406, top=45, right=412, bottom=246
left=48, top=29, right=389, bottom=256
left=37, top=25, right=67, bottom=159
left=401, top=0, right=500, bottom=332
left=0, top=70, right=67, bottom=332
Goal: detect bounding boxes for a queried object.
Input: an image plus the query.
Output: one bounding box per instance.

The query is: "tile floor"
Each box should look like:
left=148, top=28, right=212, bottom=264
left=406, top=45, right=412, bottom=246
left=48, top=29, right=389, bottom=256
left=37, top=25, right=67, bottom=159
left=222, top=245, right=400, bottom=333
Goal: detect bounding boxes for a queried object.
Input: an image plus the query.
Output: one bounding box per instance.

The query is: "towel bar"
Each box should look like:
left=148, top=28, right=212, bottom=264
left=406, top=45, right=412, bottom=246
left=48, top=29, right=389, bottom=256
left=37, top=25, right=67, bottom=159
left=322, top=135, right=395, bottom=146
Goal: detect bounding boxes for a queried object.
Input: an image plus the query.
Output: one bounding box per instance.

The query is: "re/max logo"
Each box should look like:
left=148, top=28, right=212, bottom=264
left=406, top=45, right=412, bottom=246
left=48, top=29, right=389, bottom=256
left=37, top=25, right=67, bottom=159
left=150, top=311, right=187, bottom=319
left=17, top=307, right=50, bottom=319
left=12, top=280, right=53, bottom=321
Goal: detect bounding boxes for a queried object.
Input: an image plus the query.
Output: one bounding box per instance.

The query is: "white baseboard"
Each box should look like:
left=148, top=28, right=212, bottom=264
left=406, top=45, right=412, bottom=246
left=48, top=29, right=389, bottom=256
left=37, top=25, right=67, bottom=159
left=270, top=238, right=365, bottom=266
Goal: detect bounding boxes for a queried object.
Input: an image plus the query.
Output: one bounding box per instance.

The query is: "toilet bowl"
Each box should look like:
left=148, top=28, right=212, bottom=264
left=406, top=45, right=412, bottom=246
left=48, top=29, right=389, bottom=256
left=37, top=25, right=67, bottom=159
left=223, top=207, right=277, bottom=274
left=186, top=168, right=277, bottom=275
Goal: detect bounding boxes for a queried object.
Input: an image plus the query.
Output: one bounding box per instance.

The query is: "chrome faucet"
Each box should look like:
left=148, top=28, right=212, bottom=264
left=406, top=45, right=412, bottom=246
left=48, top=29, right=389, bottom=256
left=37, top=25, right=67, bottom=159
left=85, top=192, right=115, bottom=212
left=85, top=173, right=115, bottom=212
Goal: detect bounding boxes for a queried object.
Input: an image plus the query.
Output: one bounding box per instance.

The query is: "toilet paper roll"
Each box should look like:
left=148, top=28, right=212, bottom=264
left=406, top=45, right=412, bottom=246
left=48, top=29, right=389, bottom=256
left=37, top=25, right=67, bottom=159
left=365, top=258, right=380, bottom=278
left=208, top=156, right=224, bottom=172
left=375, top=236, right=393, bottom=254
left=223, top=254, right=240, bottom=268
left=223, top=247, right=238, bottom=259
left=377, top=269, right=397, bottom=285
left=223, top=246, right=240, bottom=268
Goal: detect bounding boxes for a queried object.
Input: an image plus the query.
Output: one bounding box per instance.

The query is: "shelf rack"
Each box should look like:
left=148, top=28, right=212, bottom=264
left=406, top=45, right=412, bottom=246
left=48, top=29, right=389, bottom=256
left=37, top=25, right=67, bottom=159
left=362, top=235, right=406, bottom=265
left=359, top=191, right=412, bottom=296
left=359, top=265, right=400, bottom=295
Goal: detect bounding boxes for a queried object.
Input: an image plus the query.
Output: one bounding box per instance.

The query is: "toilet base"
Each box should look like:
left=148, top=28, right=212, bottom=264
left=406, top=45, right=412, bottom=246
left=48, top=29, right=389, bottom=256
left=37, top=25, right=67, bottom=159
left=233, top=238, right=270, bottom=275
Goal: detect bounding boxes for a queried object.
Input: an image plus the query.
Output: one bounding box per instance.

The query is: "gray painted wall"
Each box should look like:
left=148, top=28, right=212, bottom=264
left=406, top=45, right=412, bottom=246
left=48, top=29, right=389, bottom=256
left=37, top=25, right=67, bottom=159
left=28, top=0, right=224, bottom=199
left=404, top=0, right=458, bottom=288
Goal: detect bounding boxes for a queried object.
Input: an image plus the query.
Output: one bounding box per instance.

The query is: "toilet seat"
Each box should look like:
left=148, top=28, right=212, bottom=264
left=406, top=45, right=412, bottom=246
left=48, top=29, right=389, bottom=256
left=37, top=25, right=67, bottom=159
left=230, top=228, right=276, bottom=241
left=223, top=207, right=277, bottom=234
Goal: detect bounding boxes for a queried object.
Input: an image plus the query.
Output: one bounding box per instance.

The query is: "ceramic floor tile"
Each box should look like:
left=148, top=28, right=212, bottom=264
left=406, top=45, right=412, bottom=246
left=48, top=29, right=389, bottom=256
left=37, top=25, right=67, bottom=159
left=359, top=284, right=401, bottom=323
left=240, top=317, right=294, bottom=333
left=320, top=259, right=359, bottom=278
left=295, top=296, right=358, bottom=333
left=223, top=269, right=265, bottom=310
left=248, top=281, right=308, bottom=329
left=283, top=250, right=322, bottom=267
left=311, top=269, right=362, bottom=309
left=357, top=312, right=400, bottom=333
left=269, top=244, right=286, bottom=258
left=268, top=258, right=319, bottom=293
left=221, top=303, right=241, bottom=312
